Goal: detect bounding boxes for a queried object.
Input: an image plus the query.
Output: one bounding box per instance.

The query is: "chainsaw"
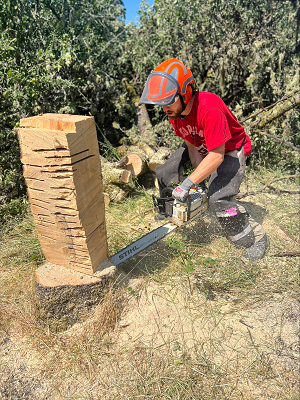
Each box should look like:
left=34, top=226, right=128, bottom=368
left=152, top=186, right=208, bottom=226
left=110, top=186, right=208, bottom=266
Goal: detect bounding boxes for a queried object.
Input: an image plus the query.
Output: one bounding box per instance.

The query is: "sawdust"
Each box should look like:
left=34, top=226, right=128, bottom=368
left=115, top=277, right=300, bottom=398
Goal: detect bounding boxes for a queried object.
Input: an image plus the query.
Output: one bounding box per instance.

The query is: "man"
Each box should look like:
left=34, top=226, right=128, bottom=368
left=139, top=58, right=268, bottom=261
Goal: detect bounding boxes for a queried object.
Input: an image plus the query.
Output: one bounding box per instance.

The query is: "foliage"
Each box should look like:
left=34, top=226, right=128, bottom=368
left=0, top=196, right=28, bottom=225
left=0, top=0, right=299, bottom=207
left=124, top=0, right=300, bottom=167
left=0, top=0, right=128, bottom=201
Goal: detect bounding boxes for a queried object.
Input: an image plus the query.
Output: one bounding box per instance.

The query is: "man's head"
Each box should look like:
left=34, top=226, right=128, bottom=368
left=139, top=58, right=195, bottom=119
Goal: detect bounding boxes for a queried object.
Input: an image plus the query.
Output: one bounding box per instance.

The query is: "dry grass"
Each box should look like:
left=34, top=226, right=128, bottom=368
left=0, top=168, right=299, bottom=399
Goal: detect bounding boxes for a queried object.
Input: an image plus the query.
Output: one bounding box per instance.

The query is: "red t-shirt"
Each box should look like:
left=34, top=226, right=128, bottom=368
left=169, top=91, right=251, bottom=156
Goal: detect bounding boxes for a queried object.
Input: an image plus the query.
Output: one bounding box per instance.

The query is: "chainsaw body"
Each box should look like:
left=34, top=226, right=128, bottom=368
left=153, top=187, right=208, bottom=225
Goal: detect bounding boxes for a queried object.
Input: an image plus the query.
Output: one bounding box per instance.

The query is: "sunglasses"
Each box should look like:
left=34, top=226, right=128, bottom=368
left=168, top=95, right=180, bottom=106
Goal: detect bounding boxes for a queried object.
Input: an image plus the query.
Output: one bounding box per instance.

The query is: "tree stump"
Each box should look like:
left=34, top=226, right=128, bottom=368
left=35, top=260, right=118, bottom=331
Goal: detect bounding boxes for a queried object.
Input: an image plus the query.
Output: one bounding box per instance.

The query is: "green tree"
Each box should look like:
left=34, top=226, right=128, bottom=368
left=123, top=0, right=299, bottom=167
left=0, top=0, right=128, bottom=202
left=125, top=0, right=299, bottom=103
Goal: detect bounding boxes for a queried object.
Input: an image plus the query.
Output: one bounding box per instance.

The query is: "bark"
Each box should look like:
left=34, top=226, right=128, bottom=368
left=272, top=251, right=300, bottom=257
left=247, top=91, right=300, bottom=130
left=102, top=183, right=129, bottom=202
left=122, top=79, right=158, bottom=147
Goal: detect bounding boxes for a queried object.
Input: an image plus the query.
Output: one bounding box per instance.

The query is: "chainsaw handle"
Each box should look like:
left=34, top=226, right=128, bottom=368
left=161, top=187, right=174, bottom=198
left=152, top=191, right=174, bottom=214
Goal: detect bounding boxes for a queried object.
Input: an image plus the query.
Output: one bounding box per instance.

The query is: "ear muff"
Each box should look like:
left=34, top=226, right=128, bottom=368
left=183, top=85, right=193, bottom=104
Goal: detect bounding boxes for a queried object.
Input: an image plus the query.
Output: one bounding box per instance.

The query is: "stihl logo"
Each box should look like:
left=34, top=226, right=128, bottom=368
left=118, top=245, right=140, bottom=260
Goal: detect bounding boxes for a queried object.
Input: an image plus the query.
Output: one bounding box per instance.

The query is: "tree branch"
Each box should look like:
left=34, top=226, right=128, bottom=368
left=240, top=92, right=300, bottom=125
left=258, top=131, right=300, bottom=153
left=249, top=92, right=300, bottom=130
left=43, top=1, right=61, bottom=21
left=277, top=224, right=298, bottom=243
left=272, top=251, right=300, bottom=257
left=236, top=174, right=300, bottom=199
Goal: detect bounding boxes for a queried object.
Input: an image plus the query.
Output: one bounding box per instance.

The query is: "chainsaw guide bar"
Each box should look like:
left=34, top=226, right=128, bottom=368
left=111, top=222, right=177, bottom=266
left=111, top=194, right=208, bottom=266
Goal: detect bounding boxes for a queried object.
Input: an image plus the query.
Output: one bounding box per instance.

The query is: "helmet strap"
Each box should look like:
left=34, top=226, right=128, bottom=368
left=179, top=95, right=186, bottom=119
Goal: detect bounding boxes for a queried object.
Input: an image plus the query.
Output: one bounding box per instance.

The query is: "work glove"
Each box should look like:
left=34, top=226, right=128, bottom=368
left=172, top=177, right=195, bottom=202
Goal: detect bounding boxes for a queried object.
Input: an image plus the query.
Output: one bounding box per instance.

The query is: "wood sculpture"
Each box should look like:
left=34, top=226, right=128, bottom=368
left=17, top=114, right=108, bottom=275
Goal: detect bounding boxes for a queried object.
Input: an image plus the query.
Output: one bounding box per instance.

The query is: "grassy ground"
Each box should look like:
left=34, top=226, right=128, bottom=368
left=0, top=167, right=299, bottom=399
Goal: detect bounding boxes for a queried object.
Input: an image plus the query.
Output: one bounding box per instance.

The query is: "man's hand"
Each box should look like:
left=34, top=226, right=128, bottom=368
left=172, top=177, right=195, bottom=202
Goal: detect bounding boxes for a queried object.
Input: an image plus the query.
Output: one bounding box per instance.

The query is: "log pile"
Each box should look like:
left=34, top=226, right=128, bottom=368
left=99, top=142, right=171, bottom=203
left=17, top=114, right=108, bottom=275
left=100, top=155, right=132, bottom=204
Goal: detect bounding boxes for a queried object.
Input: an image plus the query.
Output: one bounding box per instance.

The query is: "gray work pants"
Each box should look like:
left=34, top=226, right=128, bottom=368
left=155, top=142, right=265, bottom=248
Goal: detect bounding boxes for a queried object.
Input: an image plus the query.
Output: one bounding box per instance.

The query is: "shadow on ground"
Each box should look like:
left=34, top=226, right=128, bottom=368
left=118, top=201, right=269, bottom=277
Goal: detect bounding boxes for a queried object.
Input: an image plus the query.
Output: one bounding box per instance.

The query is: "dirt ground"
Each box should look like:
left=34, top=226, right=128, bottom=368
left=0, top=183, right=299, bottom=399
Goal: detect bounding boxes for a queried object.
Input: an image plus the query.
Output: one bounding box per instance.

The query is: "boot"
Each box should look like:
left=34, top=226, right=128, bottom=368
left=214, top=200, right=255, bottom=248
left=243, top=217, right=269, bottom=260
left=244, top=234, right=269, bottom=261
left=213, top=200, right=268, bottom=260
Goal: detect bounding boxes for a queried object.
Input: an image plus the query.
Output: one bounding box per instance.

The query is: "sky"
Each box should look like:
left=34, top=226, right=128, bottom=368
left=123, top=0, right=154, bottom=24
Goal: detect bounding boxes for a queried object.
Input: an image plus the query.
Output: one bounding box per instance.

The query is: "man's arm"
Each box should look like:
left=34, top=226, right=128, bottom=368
left=172, top=143, right=225, bottom=202
left=189, top=143, right=225, bottom=184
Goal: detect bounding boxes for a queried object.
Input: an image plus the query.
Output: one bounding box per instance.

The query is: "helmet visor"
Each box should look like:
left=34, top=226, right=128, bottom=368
left=139, top=72, right=179, bottom=106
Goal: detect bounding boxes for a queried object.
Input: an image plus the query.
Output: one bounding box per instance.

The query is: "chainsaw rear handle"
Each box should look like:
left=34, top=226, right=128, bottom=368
left=152, top=187, right=174, bottom=214
left=161, top=187, right=174, bottom=198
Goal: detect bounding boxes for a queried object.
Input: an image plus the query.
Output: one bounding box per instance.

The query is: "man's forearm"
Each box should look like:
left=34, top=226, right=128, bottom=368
left=189, top=145, right=225, bottom=185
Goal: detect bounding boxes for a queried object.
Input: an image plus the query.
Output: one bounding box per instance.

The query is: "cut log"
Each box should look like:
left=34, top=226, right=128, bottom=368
left=100, top=156, right=132, bottom=184
left=119, top=153, right=147, bottom=176
left=116, top=146, right=148, bottom=177
left=35, top=259, right=119, bottom=331
left=97, top=155, right=132, bottom=203
left=103, top=193, right=110, bottom=207
left=17, top=114, right=108, bottom=275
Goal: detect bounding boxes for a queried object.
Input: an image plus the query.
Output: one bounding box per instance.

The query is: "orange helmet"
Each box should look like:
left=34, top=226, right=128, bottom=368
left=139, top=58, right=196, bottom=106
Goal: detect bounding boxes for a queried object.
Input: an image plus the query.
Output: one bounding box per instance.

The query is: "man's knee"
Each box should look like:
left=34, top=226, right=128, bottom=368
left=208, top=192, right=229, bottom=212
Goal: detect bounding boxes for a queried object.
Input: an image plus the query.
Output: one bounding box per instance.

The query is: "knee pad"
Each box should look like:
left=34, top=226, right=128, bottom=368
left=212, top=200, right=255, bottom=248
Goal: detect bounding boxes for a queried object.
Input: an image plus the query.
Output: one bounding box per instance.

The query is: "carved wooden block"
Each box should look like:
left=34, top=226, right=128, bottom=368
left=17, top=114, right=108, bottom=275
